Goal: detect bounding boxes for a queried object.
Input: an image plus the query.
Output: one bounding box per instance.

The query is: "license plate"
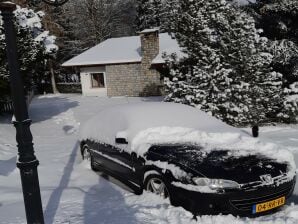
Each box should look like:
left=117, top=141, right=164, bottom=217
left=252, top=196, right=285, bottom=214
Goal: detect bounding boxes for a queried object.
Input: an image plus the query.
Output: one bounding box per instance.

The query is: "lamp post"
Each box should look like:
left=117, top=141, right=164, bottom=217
left=0, top=0, right=69, bottom=223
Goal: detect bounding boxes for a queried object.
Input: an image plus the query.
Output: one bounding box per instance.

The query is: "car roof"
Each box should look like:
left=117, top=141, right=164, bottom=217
left=80, top=102, right=241, bottom=146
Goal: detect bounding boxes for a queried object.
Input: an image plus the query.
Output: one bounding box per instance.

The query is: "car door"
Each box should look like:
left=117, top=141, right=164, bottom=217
left=113, top=150, right=144, bottom=185
left=92, top=142, right=121, bottom=173
left=91, top=141, right=144, bottom=186
left=92, top=142, right=134, bottom=176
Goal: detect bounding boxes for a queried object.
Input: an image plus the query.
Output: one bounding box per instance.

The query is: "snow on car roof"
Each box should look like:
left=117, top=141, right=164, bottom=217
left=80, top=102, right=240, bottom=146
left=80, top=102, right=296, bottom=177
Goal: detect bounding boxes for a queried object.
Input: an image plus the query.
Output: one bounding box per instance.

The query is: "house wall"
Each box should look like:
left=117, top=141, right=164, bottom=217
left=78, top=30, right=164, bottom=97
left=80, top=63, right=162, bottom=97
left=106, top=32, right=163, bottom=97
left=80, top=66, right=107, bottom=97
left=106, top=63, right=142, bottom=96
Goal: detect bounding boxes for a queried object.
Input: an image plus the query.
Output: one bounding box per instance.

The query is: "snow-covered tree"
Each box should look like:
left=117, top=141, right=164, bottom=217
left=0, top=6, right=58, bottom=99
left=245, top=0, right=298, bottom=87
left=247, top=0, right=298, bottom=40
left=136, top=0, right=167, bottom=31
left=242, top=0, right=298, bottom=122
left=164, top=0, right=297, bottom=126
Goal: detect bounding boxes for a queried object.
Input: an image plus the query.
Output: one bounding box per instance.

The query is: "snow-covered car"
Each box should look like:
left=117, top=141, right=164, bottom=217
left=80, top=102, right=296, bottom=216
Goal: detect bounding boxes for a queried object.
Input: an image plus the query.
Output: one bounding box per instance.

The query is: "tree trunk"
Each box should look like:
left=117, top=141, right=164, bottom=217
left=49, top=59, right=59, bottom=94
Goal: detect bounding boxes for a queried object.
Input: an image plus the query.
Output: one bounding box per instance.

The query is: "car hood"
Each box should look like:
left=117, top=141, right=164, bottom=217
left=148, top=146, right=289, bottom=184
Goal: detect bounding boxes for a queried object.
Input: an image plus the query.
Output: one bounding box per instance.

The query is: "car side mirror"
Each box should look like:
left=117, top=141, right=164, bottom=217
left=115, top=137, right=128, bottom=144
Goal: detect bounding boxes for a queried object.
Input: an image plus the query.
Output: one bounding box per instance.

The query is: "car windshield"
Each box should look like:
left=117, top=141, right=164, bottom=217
left=148, top=144, right=228, bottom=163
left=148, top=144, right=287, bottom=174
left=149, top=144, right=229, bottom=157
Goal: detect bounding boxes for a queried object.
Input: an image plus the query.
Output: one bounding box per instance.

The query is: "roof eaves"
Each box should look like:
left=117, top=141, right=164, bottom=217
left=62, top=59, right=142, bottom=67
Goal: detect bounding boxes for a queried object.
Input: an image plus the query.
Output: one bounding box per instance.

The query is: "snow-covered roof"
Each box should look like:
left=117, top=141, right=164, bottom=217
left=62, top=33, right=183, bottom=67
left=152, top=35, right=185, bottom=64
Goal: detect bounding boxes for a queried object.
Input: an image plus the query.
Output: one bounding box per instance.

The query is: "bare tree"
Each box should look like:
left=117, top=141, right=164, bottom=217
left=66, top=0, right=136, bottom=48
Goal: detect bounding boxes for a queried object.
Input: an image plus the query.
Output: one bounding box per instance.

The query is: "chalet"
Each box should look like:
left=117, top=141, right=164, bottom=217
left=62, top=29, right=182, bottom=97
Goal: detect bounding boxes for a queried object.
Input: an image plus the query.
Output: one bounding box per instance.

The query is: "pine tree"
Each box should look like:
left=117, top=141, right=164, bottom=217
left=243, top=0, right=298, bottom=123
left=245, top=0, right=298, bottom=88
left=136, top=0, right=167, bottom=31
left=0, top=6, right=57, bottom=99
left=164, top=0, right=297, bottom=126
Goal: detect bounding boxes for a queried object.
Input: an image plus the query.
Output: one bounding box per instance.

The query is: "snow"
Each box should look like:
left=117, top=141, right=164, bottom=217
left=62, top=33, right=182, bottom=67
left=234, top=0, right=256, bottom=6
left=80, top=102, right=296, bottom=180
left=152, top=35, right=186, bottom=64
left=145, top=160, right=190, bottom=179
left=132, top=127, right=296, bottom=178
left=80, top=102, right=240, bottom=144
left=16, top=7, right=43, bottom=29
left=35, top=31, right=58, bottom=54
left=13, top=6, right=58, bottom=54
left=1, top=94, right=298, bottom=224
left=139, top=28, right=160, bottom=34
left=62, top=35, right=141, bottom=67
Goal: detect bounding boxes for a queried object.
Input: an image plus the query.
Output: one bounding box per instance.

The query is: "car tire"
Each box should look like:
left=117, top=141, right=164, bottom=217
left=144, top=173, right=170, bottom=199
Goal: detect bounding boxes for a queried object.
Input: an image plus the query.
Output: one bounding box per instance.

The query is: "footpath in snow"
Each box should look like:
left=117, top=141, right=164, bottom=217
left=0, top=94, right=298, bottom=224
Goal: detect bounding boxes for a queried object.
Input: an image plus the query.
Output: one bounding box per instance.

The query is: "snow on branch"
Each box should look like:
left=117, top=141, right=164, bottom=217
left=14, top=6, right=58, bottom=55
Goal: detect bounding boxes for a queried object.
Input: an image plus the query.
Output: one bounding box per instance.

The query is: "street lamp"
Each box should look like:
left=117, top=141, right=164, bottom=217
left=0, top=0, right=69, bottom=223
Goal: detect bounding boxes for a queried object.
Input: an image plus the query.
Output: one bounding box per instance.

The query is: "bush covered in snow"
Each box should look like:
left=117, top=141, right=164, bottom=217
left=164, top=0, right=298, bottom=126
left=0, top=6, right=57, bottom=99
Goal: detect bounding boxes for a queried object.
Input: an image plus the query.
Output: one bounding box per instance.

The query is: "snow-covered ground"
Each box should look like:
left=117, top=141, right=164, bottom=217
left=0, top=94, right=298, bottom=224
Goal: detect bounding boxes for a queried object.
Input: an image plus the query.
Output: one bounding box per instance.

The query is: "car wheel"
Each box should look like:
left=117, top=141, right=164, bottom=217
left=144, top=174, right=170, bottom=199
left=82, top=145, right=90, bottom=160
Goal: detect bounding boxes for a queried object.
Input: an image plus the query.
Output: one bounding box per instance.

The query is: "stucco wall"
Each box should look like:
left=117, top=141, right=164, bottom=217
left=80, top=66, right=107, bottom=97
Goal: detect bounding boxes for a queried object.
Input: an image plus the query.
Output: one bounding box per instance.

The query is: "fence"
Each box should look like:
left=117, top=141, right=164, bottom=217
left=0, top=100, right=13, bottom=114
left=57, top=73, right=81, bottom=84
left=40, top=73, right=82, bottom=94
left=0, top=90, right=34, bottom=114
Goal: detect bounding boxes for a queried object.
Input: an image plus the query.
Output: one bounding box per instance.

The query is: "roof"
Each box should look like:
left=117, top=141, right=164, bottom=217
left=62, top=33, right=183, bottom=67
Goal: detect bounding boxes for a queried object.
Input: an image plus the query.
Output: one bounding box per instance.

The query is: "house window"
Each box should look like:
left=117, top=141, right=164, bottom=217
left=91, top=73, right=105, bottom=88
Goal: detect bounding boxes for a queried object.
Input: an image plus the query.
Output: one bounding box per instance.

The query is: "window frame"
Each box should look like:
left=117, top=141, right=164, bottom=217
left=90, top=72, right=106, bottom=89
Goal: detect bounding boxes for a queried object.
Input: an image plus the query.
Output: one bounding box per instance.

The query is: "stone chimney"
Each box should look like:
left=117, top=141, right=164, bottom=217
left=139, top=28, right=161, bottom=96
left=140, top=28, right=160, bottom=66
